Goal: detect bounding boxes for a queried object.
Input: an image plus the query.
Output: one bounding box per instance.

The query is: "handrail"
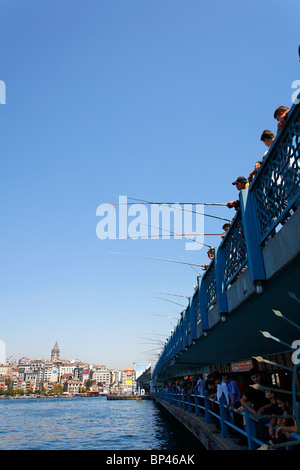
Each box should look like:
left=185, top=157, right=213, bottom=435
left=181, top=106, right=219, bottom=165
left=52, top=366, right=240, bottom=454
left=155, top=390, right=300, bottom=450
left=250, top=102, right=300, bottom=243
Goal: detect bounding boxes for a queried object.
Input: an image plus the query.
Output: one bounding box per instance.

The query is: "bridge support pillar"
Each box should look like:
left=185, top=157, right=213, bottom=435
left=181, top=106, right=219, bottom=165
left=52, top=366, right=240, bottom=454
left=239, top=188, right=266, bottom=287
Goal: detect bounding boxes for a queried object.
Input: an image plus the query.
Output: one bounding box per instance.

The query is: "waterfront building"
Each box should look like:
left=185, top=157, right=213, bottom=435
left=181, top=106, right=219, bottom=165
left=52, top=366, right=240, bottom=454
left=58, top=365, right=76, bottom=382
left=60, top=373, right=73, bottom=386
left=0, top=377, right=6, bottom=392
left=43, top=362, right=59, bottom=386
left=12, top=375, right=23, bottom=391
left=63, top=380, right=79, bottom=395
left=90, top=369, right=111, bottom=385
left=24, top=372, right=38, bottom=391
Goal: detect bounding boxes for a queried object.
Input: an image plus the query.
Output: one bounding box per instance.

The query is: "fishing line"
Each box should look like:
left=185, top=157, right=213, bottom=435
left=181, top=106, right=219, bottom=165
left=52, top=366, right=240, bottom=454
left=109, top=251, right=206, bottom=268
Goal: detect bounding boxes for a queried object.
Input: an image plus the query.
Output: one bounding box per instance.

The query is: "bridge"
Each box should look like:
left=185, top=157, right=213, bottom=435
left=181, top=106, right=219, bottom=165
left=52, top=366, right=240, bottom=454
left=150, top=99, right=300, bottom=450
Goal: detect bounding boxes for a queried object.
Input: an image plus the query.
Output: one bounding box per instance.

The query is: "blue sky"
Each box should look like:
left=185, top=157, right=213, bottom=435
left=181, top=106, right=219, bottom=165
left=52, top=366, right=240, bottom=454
left=1, top=0, right=299, bottom=369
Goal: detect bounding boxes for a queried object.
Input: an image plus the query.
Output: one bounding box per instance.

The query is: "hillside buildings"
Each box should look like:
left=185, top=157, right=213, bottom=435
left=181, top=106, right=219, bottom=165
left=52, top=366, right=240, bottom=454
left=0, top=342, right=147, bottom=396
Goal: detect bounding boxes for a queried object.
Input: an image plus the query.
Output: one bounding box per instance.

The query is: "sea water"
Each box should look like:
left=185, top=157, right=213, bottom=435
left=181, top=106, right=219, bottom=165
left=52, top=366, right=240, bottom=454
left=0, top=397, right=203, bottom=450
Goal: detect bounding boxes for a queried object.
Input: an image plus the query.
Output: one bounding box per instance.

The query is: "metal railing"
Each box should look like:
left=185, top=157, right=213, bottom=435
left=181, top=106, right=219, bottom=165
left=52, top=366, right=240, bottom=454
left=221, top=210, right=247, bottom=287
left=155, top=390, right=300, bottom=451
left=251, top=103, right=300, bottom=243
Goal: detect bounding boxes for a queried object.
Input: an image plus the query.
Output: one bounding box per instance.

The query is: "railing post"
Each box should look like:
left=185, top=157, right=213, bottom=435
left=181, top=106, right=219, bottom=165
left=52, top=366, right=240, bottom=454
left=204, top=391, right=211, bottom=423
left=214, top=245, right=228, bottom=317
left=219, top=396, right=229, bottom=438
left=188, top=394, right=192, bottom=413
left=239, top=188, right=266, bottom=285
left=190, top=296, right=197, bottom=341
left=244, top=408, right=257, bottom=450
left=183, top=393, right=187, bottom=410
left=195, top=392, right=200, bottom=416
left=198, top=277, right=209, bottom=332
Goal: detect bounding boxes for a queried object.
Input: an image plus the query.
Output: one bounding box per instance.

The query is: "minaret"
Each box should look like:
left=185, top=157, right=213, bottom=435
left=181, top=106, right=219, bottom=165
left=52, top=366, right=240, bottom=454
left=51, top=341, right=60, bottom=363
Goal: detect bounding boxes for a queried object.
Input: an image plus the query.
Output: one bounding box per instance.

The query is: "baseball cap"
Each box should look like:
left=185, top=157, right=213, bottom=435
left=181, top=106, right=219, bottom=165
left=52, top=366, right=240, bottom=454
left=232, top=176, right=247, bottom=185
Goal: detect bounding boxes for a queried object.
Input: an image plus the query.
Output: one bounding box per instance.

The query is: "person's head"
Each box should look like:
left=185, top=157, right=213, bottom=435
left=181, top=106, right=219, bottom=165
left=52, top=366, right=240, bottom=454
left=264, top=388, right=275, bottom=400
left=249, top=368, right=261, bottom=384
left=207, top=247, right=214, bottom=259
left=274, top=106, right=289, bottom=121
left=275, top=392, right=292, bottom=410
left=260, top=130, right=275, bottom=148
left=214, top=372, right=222, bottom=384
left=222, top=223, right=230, bottom=232
left=254, top=161, right=262, bottom=170
left=232, top=176, right=247, bottom=190
left=222, top=373, right=230, bottom=384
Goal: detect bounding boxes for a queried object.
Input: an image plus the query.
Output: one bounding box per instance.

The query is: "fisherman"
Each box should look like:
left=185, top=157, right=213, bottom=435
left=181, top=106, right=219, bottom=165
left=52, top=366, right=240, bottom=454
left=260, top=129, right=275, bottom=156
left=203, top=247, right=215, bottom=270
left=221, top=223, right=230, bottom=239
left=274, top=106, right=290, bottom=132
left=248, top=161, right=262, bottom=183
left=227, top=176, right=249, bottom=210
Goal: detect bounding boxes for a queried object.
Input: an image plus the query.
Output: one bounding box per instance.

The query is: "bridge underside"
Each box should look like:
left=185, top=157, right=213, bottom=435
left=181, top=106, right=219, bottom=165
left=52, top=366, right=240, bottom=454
left=159, top=254, right=300, bottom=378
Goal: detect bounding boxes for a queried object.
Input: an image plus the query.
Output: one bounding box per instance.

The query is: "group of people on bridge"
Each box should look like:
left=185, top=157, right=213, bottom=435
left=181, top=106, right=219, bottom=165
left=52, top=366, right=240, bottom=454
left=161, top=366, right=300, bottom=449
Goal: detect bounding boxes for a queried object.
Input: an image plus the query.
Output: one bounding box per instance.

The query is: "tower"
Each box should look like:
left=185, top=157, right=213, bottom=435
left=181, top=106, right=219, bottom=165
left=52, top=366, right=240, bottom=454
left=51, top=341, right=60, bottom=363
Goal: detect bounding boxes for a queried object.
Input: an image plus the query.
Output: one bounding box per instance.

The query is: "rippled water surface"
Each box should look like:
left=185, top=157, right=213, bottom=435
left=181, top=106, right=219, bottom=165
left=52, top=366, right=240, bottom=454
left=0, top=397, right=203, bottom=450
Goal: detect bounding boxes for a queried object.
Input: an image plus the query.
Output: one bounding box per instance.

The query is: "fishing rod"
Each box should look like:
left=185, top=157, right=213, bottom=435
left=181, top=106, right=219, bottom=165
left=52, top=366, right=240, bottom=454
left=138, top=337, right=166, bottom=345
left=144, top=313, right=178, bottom=320
left=124, top=233, right=222, bottom=239
left=153, top=296, right=187, bottom=308
left=126, top=197, right=228, bottom=207
left=139, top=223, right=213, bottom=249
left=144, top=313, right=178, bottom=326
left=177, top=253, right=202, bottom=276
left=153, top=292, right=189, bottom=299
left=109, top=251, right=206, bottom=268
left=106, top=196, right=231, bottom=222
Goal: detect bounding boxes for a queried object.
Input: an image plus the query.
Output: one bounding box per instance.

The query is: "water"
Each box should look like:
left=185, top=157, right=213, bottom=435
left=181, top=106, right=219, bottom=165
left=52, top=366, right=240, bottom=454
left=0, top=397, right=203, bottom=450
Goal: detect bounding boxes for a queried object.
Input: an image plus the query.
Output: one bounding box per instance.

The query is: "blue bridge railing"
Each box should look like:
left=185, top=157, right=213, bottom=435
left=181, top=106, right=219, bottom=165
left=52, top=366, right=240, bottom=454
left=155, top=390, right=300, bottom=450
left=251, top=106, right=300, bottom=243
left=152, top=99, right=300, bottom=380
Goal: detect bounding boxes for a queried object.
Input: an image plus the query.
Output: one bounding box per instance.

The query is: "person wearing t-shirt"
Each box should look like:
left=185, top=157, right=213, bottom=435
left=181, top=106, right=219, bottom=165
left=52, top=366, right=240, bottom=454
left=240, top=369, right=269, bottom=416
left=227, top=176, right=250, bottom=210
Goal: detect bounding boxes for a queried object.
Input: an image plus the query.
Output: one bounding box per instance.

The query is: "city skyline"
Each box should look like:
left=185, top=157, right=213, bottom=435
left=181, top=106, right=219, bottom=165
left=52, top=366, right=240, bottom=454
left=4, top=341, right=150, bottom=374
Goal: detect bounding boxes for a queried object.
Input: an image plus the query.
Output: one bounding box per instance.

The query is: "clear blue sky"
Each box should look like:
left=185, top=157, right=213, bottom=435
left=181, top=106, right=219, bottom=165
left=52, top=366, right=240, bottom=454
left=1, top=0, right=299, bottom=369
